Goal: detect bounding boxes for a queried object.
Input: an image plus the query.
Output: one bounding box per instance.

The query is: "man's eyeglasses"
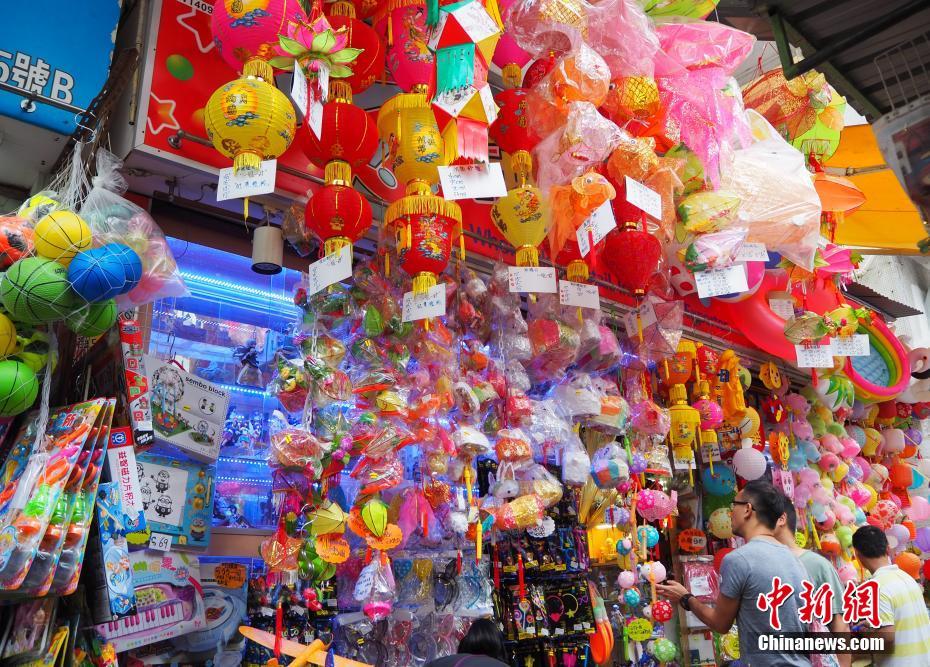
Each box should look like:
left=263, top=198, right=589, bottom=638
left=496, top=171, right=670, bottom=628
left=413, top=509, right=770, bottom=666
left=731, top=500, right=751, bottom=508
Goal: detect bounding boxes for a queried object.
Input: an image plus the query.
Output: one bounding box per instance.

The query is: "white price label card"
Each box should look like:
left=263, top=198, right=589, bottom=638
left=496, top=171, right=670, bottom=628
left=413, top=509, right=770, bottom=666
left=672, top=449, right=696, bottom=471
left=508, top=266, right=557, bottom=293
left=694, top=263, right=748, bottom=299
left=623, top=301, right=658, bottom=338
left=307, top=63, right=328, bottom=139
left=438, top=163, right=508, bottom=200
left=735, top=242, right=769, bottom=262
left=305, top=245, right=352, bottom=296
left=576, top=202, right=617, bottom=257
left=559, top=280, right=600, bottom=309
left=769, top=297, right=795, bottom=320
left=795, top=344, right=834, bottom=368
left=625, top=176, right=662, bottom=220
left=149, top=532, right=172, bottom=552
left=830, top=334, right=870, bottom=357
left=691, top=575, right=712, bottom=597
left=402, top=283, right=446, bottom=322
left=290, top=67, right=308, bottom=118
left=217, top=160, right=277, bottom=201
left=700, top=441, right=721, bottom=463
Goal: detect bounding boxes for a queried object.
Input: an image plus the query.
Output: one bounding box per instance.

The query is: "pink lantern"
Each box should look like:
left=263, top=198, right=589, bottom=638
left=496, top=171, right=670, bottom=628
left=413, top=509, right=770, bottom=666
left=640, top=560, right=667, bottom=583
left=380, top=4, right=436, bottom=93
left=617, top=570, right=636, bottom=588
left=492, top=0, right=531, bottom=86
left=636, top=489, right=677, bottom=522
left=211, top=0, right=307, bottom=79
left=869, top=499, right=900, bottom=530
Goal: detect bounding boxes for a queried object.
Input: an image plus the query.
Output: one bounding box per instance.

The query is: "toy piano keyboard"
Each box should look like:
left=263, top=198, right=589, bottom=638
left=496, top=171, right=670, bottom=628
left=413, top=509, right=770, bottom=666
left=94, top=553, right=205, bottom=653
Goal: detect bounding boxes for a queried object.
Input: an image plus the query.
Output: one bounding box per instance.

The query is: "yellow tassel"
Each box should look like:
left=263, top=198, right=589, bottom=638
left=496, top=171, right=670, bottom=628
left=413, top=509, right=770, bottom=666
left=385, top=251, right=390, bottom=276
left=501, top=63, right=522, bottom=89
left=637, top=312, right=644, bottom=343
left=413, top=272, right=437, bottom=295
left=510, top=150, right=532, bottom=180
left=387, top=11, right=393, bottom=46
left=566, top=259, right=588, bottom=282
left=515, top=245, right=539, bottom=267
left=475, top=519, right=483, bottom=562
left=324, top=160, right=352, bottom=186
left=810, top=514, right=822, bottom=549
left=459, top=224, right=466, bottom=261
left=233, top=151, right=262, bottom=175
left=330, top=80, right=353, bottom=103
left=243, top=58, right=273, bottom=82
left=243, top=197, right=249, bottom=223
left=331, top=0, right=356, bottom=17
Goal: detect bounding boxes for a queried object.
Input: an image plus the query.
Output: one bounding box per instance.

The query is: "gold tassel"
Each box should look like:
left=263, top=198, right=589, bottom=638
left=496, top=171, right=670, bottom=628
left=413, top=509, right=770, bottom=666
left=243, top=58, right=273, bottom=82
left=330, top=80, right=352, bottom=103
left=566, top=259, right=588, bottom=282
left=324, top=160, right=352, bottom=186
left=510, top=150, right=532, bottom=180
left=459, top=222, right=465, bottom=261
left=515, top=245, right=539, bottom=267
left=501, top=63, right=522, bottom=89
left=331, top=0, right=356, bottom=17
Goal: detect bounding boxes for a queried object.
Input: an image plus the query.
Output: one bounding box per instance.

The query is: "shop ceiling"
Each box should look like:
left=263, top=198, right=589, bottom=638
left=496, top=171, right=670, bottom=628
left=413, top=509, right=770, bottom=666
left=718, top=0, right=930, bottom=121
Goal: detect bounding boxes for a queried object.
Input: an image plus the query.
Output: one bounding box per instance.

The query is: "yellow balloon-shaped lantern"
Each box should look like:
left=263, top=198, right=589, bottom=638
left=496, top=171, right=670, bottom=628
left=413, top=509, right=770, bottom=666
left=668, top=383, right=702, bottom=485
left=491, top=184, right=550, bottom=267
left=204, top=76, right=297, bottom=174
left=377, top=87, right=444, bottom=187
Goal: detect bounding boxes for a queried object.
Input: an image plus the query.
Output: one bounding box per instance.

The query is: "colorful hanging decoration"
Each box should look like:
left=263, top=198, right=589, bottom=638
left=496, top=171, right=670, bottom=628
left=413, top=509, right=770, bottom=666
left=211, top=0, right=307, bottom=80
left=299, top=81, right=378, bottom=170
left=428, top=0, right=502, bottom=164
left=204, top=77, right=297, bottom=174
left=377, top=0, right=436, bottom=93
left=306, top=161, right=374, bottom=255
left=326, top=0, right=385, bottom=93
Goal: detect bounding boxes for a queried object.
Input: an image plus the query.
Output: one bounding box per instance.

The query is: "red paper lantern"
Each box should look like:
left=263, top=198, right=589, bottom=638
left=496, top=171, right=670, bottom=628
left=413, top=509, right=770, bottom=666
left=299, top=82, right=378, bottom=169
left=327, top=1, right=385, bottom=94
left=398, top=212, right=456, bottom=292
left=306, top=165, right=373, bottom=254
left=602, top=222, right=661, bottom=296
left=490, top=87, right=541, bottom=179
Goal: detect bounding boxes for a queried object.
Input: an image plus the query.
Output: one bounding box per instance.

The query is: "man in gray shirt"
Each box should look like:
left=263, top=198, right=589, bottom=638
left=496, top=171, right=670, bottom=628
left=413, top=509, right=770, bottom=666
left=657, top=479, right=812, bottom=666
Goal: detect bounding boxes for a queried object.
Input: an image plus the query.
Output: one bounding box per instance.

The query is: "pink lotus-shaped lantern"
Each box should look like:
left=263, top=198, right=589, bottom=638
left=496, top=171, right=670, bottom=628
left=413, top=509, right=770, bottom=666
left=269, top=10, right=362, bottom=77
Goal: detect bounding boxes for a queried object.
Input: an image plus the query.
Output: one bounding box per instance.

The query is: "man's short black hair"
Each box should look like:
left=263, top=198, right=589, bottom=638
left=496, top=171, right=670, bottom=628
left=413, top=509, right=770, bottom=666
left=741, top=479, right=785, bottom=530
left=852, top=525, right=889, bottom=559
left=781, top=493, right=798, bottom=533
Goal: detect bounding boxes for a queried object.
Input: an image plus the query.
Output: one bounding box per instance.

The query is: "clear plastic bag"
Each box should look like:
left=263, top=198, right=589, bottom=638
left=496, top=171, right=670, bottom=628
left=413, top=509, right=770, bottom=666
left=719, top=110, right=822, bottom=270
left=561, top=431, right=591, bottom=486
left=78, top=149, right=187, bottom=307
left=655, top=19, right=755, bottom=76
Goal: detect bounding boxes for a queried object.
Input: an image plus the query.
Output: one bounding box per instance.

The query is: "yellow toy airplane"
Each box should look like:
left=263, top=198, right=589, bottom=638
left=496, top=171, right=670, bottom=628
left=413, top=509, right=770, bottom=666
left=238, top=626, right=373, bottom=667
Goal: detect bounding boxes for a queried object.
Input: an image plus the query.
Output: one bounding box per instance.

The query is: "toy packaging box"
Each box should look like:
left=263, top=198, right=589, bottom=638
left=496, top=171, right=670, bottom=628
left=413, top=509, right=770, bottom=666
left=126, top=557, right=251, bottom=665
left=120, top=314, right=154, bottom=449
left=88, top=481, right=137, bottom=622
left=126, top=452, right=215, bottom=551
left=143, top=355, right=229, bottom=463
left=106, top=426, right=147, bottom=533
left=94, top=551, right=207, bottom=654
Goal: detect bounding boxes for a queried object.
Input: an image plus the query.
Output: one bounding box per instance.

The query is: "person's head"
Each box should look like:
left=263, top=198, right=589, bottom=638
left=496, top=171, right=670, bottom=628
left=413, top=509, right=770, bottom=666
left=774, top=493, right=798, bottom=547
left=458, top=618, right=506, bottom=661
left=852, top=525, right=890, bottom=573
left=731, top=479, right=784, bottom=538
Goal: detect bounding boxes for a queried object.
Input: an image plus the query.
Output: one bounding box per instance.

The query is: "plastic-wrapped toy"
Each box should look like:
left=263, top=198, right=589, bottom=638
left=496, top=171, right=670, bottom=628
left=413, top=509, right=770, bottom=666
left=79, top=150, right=187, bottom=307
left=503, top=0, right=587, bottom=57
left=720, top=110, right=822, bottom=270
left=677, top=190, right=741, bottom=233
left=485, top=493, right=546, bottom=530
left=591, top=442, right=630, bottom=489
left=534, top=102, right=625, bottom=191
left=546, top=170, right=615, bottom=258
left=681, top=227, right=747, bottom=272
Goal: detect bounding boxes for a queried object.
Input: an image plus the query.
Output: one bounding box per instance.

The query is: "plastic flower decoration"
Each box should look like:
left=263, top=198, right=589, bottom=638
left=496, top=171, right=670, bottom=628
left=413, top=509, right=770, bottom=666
left=270, top=9, right=362, bottom=78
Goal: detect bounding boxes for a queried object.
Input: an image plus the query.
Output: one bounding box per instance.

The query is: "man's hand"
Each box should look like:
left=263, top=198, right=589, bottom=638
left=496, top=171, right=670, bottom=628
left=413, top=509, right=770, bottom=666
left=656, top=580, right=689, bottom=603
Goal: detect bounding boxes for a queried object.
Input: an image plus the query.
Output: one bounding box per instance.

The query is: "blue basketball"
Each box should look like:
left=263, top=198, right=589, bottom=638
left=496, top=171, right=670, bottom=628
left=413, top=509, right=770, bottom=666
left=109, top=244, right=143, bottom=290
left=67, top=248, right=126, bottom=302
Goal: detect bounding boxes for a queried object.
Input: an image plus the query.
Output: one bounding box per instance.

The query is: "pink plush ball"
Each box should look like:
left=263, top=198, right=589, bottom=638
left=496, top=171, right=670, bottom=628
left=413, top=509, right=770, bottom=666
left=618, top=570, right=636, bottom=589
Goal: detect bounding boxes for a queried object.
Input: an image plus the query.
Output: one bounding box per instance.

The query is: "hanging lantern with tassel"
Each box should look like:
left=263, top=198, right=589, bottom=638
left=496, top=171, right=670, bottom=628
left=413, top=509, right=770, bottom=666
left=490, top=86, right=540, bottom=184
left=376, top=87, right=444, bottom=186
left=668, top=383, right=702, bottom=486
left=602, top=220, right=660, bottom=298
left=306, top=161, right=374, bottom=256
left=326, top=0, right=385, bottom=93
left=204, top=77, right=297, bottom=175
left=492, top=0, right=531, bottom=88
left=299, top=80, right=378, bottom=170
left=376, top=0, right=436, bottom=93
left=211, top=0, right=307, bottom=80
left=491, top=181, right=549, bottom=266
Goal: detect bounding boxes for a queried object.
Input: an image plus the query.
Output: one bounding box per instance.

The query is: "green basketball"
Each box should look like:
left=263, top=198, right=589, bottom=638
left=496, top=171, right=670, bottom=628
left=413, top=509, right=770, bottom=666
left=0, top=257, right=78, bottom=324
left=0, top=360, right=39, bottom=417
left=66, top=299, right=117, bottom=338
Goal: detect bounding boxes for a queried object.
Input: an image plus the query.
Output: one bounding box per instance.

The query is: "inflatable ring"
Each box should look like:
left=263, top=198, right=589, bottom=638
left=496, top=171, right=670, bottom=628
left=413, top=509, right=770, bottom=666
left=843, top=314, right=911, bottom=404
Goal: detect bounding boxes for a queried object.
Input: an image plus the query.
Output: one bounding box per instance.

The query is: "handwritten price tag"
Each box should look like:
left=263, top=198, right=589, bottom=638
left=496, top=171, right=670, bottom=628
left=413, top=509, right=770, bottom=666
left=214, top=563, right=247, bottom=589
left=625, top=176, right=662, bottom=220
left=217, top=160, right=276, bottom=201
left=795, top=344, right=834, bottom=368
left=290, top=67, right=308, bottom=118
left=508, top=266, right=557, bottom=293
left=305, top=245, right=352, bottom=296
left=694, top=264, right=748, bottom=299
left=402, top=283, right=446, bottom=322
left=438, top=163, right=508, bottom=200
left=149, top=532, right=172, bottom=552
left=623, top=301, right=658, bottom=337
left=559, top=280, right=599, bottom=309
left=576, top=202, right=617, bottom=257
left=830, top=334, right=870, bottom=357
left=307, top=64, right=328, bottom=139
left=769, top=297, right=795, bottom=320
left=735, top=242, right=769, bottom=262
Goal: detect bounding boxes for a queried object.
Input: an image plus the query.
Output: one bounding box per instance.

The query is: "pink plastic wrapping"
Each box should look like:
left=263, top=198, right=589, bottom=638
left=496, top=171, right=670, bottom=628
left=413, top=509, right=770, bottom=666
left=681, top=227, right=748, bottom=272
left=655, top=20, right=755, bottom=76
left=719, top=111, right=822, bottom=270
left=503, top=0, right=587, bottom=57
left=534, top=101, right=624, bottom=190
left=585, top=0, right=659, bottom=78
left=658, top=69, right=750, bottom=187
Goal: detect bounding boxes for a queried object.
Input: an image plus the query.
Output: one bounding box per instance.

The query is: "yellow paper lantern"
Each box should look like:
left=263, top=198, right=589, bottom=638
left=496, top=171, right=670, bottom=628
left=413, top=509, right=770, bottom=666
left=377, top=88, right=444, bottom=187
left=490, top=184, right=550, bottom=266
left=309, top=500, right=347, bottom=536
left=204, top=76, right=296, bottom=174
